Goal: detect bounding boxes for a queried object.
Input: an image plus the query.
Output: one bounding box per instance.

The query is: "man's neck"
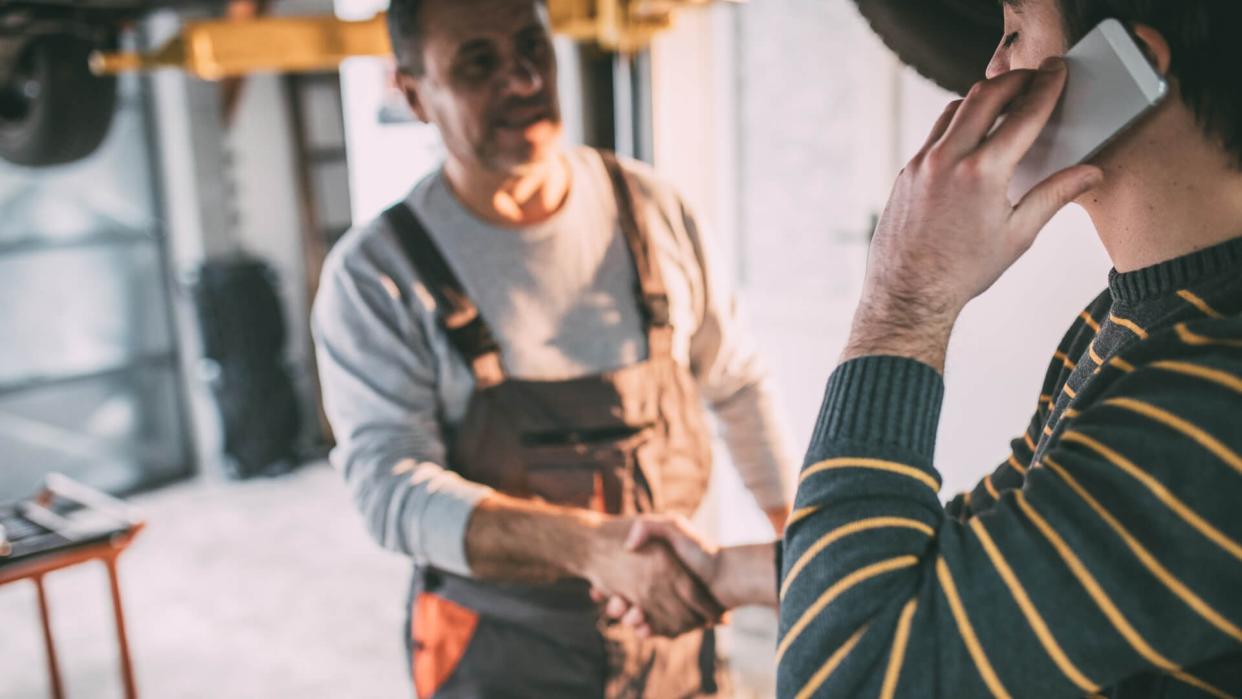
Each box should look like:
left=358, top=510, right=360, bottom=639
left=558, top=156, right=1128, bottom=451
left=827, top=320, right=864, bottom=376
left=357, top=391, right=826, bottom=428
left=1083, top=123, right=1242, bottom=274
left=443, top=152, right=572, bottom=227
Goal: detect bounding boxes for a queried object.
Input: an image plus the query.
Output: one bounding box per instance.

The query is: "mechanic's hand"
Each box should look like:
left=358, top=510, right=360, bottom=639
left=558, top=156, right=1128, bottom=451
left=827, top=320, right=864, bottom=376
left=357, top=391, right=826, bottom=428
left=581, top=517, right=724, bottom=638
left=592, top=515, right=723, bottom=639
left=599, top=516, right=782, bottom=637
left=844, top=58, right=1104, bottom=370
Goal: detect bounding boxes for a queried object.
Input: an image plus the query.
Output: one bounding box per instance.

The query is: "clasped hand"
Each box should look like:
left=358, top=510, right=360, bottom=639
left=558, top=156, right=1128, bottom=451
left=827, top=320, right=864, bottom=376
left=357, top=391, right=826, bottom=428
left=585, top=514, right=770, bottom=639
left=580, top=515, right=725, bottom=638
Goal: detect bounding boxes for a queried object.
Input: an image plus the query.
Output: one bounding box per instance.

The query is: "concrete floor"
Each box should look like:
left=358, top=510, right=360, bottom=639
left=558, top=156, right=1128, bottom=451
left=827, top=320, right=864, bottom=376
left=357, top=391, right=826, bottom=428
left=0, top=464, right=776, bottom=698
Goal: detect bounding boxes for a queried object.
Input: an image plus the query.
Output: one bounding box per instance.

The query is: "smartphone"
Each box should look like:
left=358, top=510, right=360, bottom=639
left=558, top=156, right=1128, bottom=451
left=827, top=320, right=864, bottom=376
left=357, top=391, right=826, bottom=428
left=1009, top=18, right=1168, bottom=201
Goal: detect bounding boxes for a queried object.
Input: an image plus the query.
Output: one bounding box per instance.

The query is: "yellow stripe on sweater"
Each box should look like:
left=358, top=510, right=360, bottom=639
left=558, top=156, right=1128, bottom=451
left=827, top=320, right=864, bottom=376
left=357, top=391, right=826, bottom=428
left=1079, top=310, right=1102, bottom=334
left=1152, top=360, right=1242, bottom=396
left=879, top=599, right=919, bottom=699
left=1007, top=454, right=1028, bottom=476
left=1012, top=491, right=1184, bottom=673
left=1104, top=397, right=1242, bottom=477
left=1109, top=314, right=1150, bottom=340
left=1024, top=432, right=1038, bottom=453
left=1043, top=456, right=1242, bottom=644
left=969, top=518, right=1100, bottom=693
left=984, top=474, right=1001, bottom=500
left=794, top=624, right=869, bottom=699
left=1167, top=673, right=1236, bottom=699
left=801, top=458, right=940, bottom=492
left=1177, top=290, right=1225, bottom=319
left=1176, top=323, right=1242, bottom=349
left=1111, top=357, right=1136, bottom=373
left=781, top=517, right=933, bottom=598
left=776, top=556, right=918, bottom=664
left=1061, top=431, right=1242, bottom=562
left=937, top=558, right=1013, bottom=699
left=1054, top=351, right=1078, bottom=371
left=787, top=506, right=820, bottom=529
left=1088, top=342, right=1107, bottom=367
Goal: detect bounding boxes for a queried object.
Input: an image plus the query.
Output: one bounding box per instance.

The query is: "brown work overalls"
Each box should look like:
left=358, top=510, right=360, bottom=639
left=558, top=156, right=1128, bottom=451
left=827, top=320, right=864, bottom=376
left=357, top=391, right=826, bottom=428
left=385, top=152, right=725, bottom=699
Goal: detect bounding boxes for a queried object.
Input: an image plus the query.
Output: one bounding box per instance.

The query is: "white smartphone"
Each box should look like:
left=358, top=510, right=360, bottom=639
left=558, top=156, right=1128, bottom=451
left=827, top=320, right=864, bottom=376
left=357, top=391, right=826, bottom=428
left=1009, top=18, right=1168, bottom=201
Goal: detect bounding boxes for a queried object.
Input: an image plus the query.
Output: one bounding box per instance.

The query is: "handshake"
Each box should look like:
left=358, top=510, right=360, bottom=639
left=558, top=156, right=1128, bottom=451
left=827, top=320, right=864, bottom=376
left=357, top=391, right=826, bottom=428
left=579, top=514, right=779, bottom=638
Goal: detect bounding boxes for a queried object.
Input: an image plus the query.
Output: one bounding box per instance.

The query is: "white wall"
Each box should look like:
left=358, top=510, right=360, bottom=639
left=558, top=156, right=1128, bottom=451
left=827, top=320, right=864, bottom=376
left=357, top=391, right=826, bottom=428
left=650, top=0, right=1113, bottom=507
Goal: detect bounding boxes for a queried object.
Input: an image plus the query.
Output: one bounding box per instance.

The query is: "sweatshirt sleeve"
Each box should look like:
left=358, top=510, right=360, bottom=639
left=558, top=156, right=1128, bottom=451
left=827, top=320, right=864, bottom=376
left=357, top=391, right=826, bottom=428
left=312, top=248, right=492, bottom=576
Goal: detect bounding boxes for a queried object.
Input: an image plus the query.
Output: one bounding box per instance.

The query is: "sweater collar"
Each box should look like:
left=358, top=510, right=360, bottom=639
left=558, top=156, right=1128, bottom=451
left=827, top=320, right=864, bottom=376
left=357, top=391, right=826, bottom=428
left=1109, top=235, right=1242, bottom=304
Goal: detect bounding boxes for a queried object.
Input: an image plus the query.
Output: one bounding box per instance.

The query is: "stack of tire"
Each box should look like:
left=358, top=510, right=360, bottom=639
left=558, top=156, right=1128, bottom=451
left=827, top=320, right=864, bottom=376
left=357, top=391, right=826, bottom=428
left=192, top=257, right=303, bottom=479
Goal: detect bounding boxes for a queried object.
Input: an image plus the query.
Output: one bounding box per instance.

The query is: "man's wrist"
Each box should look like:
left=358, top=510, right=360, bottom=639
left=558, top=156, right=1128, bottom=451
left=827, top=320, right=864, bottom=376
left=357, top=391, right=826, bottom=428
left=465, top=493, right=607, bottom=581
left=570, top=516, right=628, bottom=580
left=841, top=291, right=959, bottom=372
left=715, top=542, right=779, bottom=609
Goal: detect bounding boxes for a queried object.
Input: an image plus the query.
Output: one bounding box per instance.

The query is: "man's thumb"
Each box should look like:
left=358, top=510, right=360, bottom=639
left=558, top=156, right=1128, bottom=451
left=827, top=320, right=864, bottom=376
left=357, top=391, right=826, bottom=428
left=626, top=520, right=662, bottom=551
left=1013, top=165, right=1103, bottom=241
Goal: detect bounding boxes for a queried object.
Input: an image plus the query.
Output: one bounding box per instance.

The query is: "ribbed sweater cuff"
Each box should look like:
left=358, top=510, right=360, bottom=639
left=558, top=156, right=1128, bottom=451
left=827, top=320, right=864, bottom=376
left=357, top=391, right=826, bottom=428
left=813, top=356, right=945, bottom=458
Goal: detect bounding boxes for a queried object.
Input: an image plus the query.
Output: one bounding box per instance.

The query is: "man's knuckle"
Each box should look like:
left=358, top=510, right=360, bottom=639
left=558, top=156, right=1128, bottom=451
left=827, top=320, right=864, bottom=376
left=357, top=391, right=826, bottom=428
left=923, top=147, right=953, bottom=174
left=956, top=154, right=991, bottom=179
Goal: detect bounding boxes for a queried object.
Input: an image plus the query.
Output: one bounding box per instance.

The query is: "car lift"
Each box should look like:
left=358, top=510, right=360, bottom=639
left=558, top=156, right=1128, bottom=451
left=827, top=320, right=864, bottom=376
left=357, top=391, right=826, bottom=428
left=92, top=0, right=741, bottom=79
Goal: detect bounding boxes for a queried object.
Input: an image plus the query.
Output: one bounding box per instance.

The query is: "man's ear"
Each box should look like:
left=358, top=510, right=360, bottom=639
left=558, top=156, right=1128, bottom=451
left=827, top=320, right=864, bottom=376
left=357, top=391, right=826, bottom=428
left=394, top=70, right=432, bottom=123
left=1132, top=24, right=1172, bottom=75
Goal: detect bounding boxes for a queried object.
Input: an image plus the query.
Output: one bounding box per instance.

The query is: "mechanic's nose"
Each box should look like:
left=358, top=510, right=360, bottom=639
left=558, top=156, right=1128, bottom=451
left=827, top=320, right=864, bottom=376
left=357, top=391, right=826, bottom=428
left=503, top=56, right=543, bottom=97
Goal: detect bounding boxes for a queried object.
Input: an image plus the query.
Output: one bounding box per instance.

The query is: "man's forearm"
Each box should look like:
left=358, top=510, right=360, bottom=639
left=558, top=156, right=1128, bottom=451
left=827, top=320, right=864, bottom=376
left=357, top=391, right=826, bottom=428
left=463, top=492, right=608, bottom=583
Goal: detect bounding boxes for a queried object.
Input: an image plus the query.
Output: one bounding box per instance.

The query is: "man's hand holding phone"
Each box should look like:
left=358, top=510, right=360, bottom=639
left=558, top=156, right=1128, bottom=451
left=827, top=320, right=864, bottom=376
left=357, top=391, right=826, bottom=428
left=843, top=58, right=1104, bottom=372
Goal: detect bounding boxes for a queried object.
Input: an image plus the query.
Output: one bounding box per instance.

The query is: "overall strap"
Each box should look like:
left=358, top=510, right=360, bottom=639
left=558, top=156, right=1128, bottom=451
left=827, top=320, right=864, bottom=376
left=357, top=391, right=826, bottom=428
left=598, top=151, right=675, bottom=359
left=383, top=203, right=505, bottom=387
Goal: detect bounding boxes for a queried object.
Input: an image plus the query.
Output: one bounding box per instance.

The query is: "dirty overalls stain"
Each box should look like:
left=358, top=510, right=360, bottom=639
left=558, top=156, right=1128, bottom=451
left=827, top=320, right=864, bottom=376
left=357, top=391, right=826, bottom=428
left=386, top=152, right=726, bottom=699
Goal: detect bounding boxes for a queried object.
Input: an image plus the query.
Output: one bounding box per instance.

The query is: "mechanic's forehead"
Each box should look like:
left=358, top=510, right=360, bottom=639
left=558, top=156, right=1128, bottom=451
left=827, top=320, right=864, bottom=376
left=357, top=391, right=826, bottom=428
left=420, top=0, right=548, bottom=47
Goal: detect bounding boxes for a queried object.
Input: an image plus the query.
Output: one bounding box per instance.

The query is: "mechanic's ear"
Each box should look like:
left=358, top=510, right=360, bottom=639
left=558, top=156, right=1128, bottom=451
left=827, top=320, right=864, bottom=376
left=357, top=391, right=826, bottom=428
left=394, top=69, right=431, bottom=124
left=1131, top=24, right=1171, bottom=75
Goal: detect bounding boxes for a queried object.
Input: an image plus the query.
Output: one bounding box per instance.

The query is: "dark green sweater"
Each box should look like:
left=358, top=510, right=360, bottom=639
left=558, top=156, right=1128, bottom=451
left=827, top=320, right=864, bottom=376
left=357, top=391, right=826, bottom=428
left=778, top=236, right=1242, bottom=698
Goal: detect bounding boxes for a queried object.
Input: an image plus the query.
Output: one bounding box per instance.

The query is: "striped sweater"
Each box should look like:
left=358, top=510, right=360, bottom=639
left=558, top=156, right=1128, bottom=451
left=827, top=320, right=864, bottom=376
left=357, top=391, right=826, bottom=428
left=778, top=236, right=1242, bottom=698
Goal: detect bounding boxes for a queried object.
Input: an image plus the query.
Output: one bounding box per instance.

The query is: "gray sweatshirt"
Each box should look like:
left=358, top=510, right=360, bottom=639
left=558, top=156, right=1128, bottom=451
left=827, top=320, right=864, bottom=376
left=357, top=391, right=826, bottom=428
left=312, top=147, right=793, bottom=576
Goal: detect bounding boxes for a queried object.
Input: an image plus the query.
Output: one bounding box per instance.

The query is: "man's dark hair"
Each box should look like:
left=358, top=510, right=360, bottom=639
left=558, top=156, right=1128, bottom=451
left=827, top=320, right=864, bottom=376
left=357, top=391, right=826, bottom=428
left=387, top=0, right=426, bottom=75
left=1055, top=0, right=1242, bottom=167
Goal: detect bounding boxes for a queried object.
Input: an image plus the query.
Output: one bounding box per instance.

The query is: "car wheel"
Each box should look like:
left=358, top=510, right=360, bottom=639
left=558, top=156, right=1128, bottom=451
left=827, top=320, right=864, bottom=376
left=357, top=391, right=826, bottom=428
left=0, top=33, right=119, bottom=167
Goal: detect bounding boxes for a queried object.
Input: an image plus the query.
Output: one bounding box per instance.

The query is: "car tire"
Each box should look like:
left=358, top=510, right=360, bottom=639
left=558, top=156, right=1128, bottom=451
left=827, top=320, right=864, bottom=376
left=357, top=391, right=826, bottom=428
left=0, top=33, right=119, bottom=167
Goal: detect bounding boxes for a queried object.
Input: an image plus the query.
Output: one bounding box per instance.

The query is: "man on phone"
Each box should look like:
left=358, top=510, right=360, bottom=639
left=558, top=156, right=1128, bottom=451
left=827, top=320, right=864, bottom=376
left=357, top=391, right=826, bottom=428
left=311, top=0, right=793, bottom=695
left=611, top=1, right=1242, bottom=696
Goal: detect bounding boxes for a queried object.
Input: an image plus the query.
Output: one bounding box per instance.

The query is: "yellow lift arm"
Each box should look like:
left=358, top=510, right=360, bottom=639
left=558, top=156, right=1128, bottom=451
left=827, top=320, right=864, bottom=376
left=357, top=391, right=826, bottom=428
left=93, top=0, right=740, bottom=79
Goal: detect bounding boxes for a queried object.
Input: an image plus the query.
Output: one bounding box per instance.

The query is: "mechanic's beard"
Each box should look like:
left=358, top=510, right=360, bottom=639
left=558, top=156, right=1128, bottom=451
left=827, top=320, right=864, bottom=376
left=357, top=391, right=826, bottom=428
left=477, top=98, right=562, bottom=172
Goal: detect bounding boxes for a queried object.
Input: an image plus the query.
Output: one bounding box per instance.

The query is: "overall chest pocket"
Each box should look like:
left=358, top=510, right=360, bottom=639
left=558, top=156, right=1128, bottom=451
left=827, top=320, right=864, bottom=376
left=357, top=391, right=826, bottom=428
left=520, top=426, right=655, bottom=514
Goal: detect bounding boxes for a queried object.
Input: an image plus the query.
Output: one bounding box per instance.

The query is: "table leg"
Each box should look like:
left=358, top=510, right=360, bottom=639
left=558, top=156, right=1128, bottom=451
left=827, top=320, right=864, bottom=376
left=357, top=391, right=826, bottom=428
left=33, top=575, right=65, bottom=699
left=104, top=555, right=138, bottom=699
